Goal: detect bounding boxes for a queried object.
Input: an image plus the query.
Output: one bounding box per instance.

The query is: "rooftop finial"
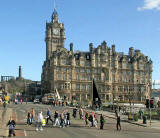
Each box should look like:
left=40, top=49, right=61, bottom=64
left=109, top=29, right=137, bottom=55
left=54, top=0, right=56, bottom=11
left=52, top=0, right=58, bottom=22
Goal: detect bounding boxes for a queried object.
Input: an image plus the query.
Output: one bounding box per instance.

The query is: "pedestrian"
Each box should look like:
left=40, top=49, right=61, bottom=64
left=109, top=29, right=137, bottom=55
left=7, top=116, right=16, bottom=137
left=27, top=111, right=31, bottom=125
left=72, top=108, right=77, bottom=118
left=89, top=113, right=93, bottom=127
left=116, top=113, right=121, bottom=130
left=100, top=114, right=105, bottom=130
left=52, top=100, right=55, bottom=107
left=64, top=110, right=67, bottom=126
left=79, top=108, right=83, bottom=120
left=46, top=108, right=54, bottom=125
left=60, top=113, right=64, bottom=128
left=53, top=111, right=60, bottom=127
left=85, top=111, right=89, bottom=126
left=36, top=111, right=44, bottom=131
left=59, top=101, right=61, bottom=106
left=31, top=108, right=35, bottom=124
left=66, top=110, right=70, bottom=127
left=93, top=113, right=98, bottom=128
left=60, top=113, right=65, bottom=128
left=3, top=101, right=6, bottom=108
left=20, top=98, right=23, bottom=104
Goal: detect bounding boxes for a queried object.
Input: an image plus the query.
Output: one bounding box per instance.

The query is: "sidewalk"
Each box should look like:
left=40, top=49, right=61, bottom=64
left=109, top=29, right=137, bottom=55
left=95, top=110, right=160, bottom=129
left=0, top=107, right=12, bottom=137
left=70, top=106, right=160, bottom=130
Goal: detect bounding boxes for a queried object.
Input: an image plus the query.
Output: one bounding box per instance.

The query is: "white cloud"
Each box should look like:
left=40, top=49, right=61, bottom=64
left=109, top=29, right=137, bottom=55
left=138, top=0, right=160, bottom=11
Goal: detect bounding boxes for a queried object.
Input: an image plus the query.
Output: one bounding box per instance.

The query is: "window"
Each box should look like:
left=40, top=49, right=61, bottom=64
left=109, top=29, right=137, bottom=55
left=57, top=67, right=60, bottom=72
left=76, top=68, right=79, bottom=73
left=82, top=74, right=85, bottom=80
left=75, top=54, right=79, bottom=60
left=81, top=84, right=86, bottom=90
left=81, top=68, right=85, bottom=73
left=86, top=69, right=91, bottom=73
left=86, top=61, right=91, bottom=67
left=80, top=61, right=85, bottom=66
left=76, top=74, right=79, bottom=80
left=123, top=63, right=127, bottom=68
left=62, top=59, right=66, bottom=65
left=63, top=74, right=66, bottom=80
left=57, top=74, right=61, bottom=80
left=62, top=82, right=70, bottom=89
left=76, top=62, right=79, bottom=66
left=76, top=84, right=80, bottom=90
left=69, top=74, right=72, bottom=80
left=86, top=75, right=91, bottom=81
left=68, top=68, right=72, bottom=72
left=94, top=69, right=97, bottom=73
left=86, top=54, right=90, bottom=60
left=62, top=68, right=66, bottom=72
left=86, top=85, right=91, bottom=91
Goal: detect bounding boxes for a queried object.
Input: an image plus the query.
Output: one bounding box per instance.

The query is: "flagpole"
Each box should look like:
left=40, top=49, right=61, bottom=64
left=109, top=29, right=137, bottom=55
left=91, top=78, right=93, bottom=108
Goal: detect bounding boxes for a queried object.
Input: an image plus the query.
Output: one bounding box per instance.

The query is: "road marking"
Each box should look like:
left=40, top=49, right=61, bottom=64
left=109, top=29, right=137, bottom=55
left=24, top=129, right=27, bottom=137
left=20, top=109, right=26, bottom=113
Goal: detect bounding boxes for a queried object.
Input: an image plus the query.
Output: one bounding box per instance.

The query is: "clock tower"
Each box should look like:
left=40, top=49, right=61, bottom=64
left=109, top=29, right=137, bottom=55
left=45, top=6, right=65, bottom=60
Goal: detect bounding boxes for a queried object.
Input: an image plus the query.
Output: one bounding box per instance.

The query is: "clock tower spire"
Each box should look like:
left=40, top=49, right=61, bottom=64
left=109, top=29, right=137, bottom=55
left=45, top=0, right=66, bottom=60
left=52, top=0, right=58, bottom=23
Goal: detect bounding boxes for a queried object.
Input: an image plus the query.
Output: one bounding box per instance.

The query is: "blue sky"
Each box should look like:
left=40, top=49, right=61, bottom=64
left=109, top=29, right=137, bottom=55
left=0, top=0, right=160, bottom=85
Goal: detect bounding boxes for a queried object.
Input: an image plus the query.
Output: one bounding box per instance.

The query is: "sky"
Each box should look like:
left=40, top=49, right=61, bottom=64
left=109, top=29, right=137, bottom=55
left=0, top=0, right=160, bottom=86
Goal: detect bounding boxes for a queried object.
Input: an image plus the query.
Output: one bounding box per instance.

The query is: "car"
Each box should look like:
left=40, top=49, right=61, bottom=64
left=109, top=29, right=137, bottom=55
left=33, top=98, right=40, bottom=104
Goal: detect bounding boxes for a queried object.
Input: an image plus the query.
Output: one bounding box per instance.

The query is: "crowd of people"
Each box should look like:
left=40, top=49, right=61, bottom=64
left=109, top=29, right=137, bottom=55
left=4, top=104, right=121, bottom=137
left=23, top=107, right=108, bottom=132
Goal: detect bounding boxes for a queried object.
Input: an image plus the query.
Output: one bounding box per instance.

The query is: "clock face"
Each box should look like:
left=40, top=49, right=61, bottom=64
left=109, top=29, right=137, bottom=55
left=53, top=29, right=59, bottom=35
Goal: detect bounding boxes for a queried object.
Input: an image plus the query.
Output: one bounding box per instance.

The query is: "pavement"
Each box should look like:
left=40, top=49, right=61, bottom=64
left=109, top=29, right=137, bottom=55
left=0, top=104, right=160, bottom=138
left=70, top=107, right=160, bottom=129
left=0, top=107, right=12, bottom=138
left=95, top=110, right=160, bottom=129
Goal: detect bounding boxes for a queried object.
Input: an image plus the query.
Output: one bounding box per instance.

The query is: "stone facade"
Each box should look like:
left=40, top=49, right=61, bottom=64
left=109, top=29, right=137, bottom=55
left=41, top=9, right=152, bottom=103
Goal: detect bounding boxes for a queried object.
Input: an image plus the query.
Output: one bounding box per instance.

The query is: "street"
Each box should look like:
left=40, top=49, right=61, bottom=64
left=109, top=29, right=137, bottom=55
left=1, top=103, right=160, bottom=138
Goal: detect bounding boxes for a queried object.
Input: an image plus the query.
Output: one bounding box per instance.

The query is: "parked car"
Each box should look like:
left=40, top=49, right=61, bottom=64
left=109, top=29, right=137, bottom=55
left=33, top=98, right=40, bottom=104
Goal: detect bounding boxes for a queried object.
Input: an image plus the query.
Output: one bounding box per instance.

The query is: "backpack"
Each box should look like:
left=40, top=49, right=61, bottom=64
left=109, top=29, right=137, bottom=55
left=9, top=124, right=14, bottom=130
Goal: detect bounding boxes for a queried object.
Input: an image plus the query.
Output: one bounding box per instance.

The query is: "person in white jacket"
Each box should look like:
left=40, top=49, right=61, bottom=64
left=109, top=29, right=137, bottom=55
left=36, top=111, right=44, bottom=131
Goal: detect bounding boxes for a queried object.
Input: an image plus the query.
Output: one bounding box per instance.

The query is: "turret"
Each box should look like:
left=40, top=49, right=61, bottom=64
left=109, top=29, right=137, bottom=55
left=129, top=47, right=134, bottom=57
left=89, top=43, right=93, bottom=53
left=70, top=43, right=73, bottom=52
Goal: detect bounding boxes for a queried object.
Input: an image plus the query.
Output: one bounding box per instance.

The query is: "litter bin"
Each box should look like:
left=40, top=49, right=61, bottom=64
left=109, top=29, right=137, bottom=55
left=143, top=115, right=147, bottom=124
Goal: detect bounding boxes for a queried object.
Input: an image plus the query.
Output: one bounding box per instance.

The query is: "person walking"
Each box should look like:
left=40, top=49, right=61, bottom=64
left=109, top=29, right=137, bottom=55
left=66, top=111, right=70, bottom=127
left=89, top=113, right=93, bottom=127
left=93, top=113, right=98, bottom=128
left=20, top=99, right=23, bottom=104
left=73, top=108, right=77, bottom=118
left=31, top=108, right=35, bottom=124
left=3, top=101, right=6, bottom=108
left=7, top=116, right=16, bottom=137
left=60, top=112, right=65, bottom=128
left=27, top=111, right=31, bottom=125
left=36, top=111, right=44, bottom=131
left=85, top=111, right=89, bottom=126
left=116, top=113, right=121, bottom=130
left=100, top=114, right=105, bottom=130
left=46, top=108, right=54, bottom=125
left=53, top=111, right=60, bottom=127
left=79, top=108, right=84, bottom=120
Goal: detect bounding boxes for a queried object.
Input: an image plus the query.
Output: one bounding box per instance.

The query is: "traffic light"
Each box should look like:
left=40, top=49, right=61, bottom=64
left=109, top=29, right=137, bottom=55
left=150, top=99, right=154, bottom=108
left=145, top=99, right=154, bottom=108
left=145, top=99, right=149, bottom=108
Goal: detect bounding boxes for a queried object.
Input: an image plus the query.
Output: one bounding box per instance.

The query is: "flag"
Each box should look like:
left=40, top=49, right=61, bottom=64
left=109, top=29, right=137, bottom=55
left=92, top=79, right=101, bottom=105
